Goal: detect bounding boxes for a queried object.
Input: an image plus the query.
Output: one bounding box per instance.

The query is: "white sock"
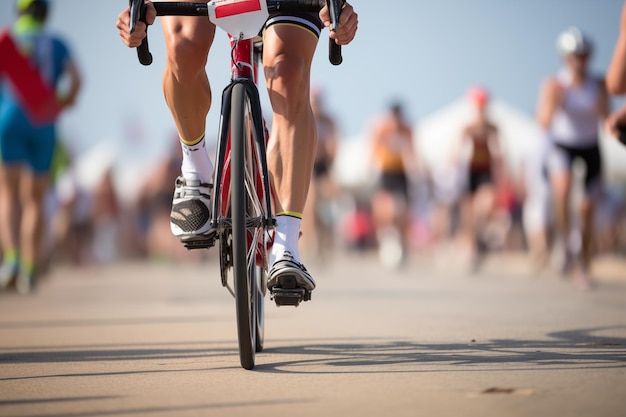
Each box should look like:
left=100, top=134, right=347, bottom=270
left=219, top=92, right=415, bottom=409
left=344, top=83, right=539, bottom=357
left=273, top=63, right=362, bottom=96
left=180, top=134, right=213, bottom=183
left=270, top=214, right=302, bottom=266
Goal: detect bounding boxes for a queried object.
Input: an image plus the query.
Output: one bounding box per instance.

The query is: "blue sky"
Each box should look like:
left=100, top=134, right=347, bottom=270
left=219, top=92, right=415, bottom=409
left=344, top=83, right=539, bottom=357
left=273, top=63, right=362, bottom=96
left=1, top=0, right=624, bottom=160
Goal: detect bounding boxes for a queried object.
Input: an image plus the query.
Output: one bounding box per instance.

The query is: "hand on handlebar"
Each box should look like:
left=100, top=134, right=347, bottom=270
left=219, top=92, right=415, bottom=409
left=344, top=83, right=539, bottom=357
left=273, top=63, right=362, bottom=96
left=320, top=1, right=358, bottom=46
left=116, top=1, right=157, bottom=48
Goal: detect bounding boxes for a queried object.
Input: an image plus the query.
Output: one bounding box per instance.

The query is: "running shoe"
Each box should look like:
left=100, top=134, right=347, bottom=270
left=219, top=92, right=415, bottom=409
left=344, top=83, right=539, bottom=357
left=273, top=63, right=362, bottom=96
left=268, top=251, right=316, bottom=292
left=552, top=242, right=574, bottom=276
left=573, top=268, right=594, bottom=291
left=15, top=271, right=33, bottom=294
left=377, top=227, right=404, bottom=269
left=0, top=262, right=18, bottom=289
left=170, top=176, right=215, bottom=242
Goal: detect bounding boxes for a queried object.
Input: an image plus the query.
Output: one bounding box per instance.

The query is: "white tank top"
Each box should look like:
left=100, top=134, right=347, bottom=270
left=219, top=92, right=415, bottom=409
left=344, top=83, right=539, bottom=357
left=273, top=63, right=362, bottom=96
left=549, top=69, right=600, bottom=148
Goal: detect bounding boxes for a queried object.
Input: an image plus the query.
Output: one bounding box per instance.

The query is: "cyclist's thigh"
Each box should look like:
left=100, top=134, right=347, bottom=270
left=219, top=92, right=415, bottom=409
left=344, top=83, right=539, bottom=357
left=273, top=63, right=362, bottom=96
left=160, top=6, right=216, bottom=61
left=262, top=14, right=320, bottom=77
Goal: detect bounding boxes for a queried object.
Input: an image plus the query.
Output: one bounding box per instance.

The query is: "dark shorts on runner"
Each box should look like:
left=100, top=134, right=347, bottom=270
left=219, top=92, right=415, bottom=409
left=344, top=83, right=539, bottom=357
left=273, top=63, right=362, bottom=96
left=313, top=159, right=331, bottom=179
left=264, top=11, right=323, bottom=38
left=467, top=169, right=493, bottom=195
left=548, top=141, right=602, bottom=195
left=377, top=172, right=410, bottom=201
left=0, top=107, right=56, bottom=174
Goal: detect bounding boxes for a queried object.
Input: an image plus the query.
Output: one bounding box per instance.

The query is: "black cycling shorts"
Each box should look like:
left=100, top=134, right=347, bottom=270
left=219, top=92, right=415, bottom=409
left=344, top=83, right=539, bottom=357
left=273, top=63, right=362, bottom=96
left=264, top=12, right=323, bottom=38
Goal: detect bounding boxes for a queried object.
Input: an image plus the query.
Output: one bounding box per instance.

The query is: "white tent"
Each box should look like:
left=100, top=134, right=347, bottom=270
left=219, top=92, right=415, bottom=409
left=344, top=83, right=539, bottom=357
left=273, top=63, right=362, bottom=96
left=600, top=130, right=626, bottom=183
left=333, top=134, right=373, bottom=189
left=333, top=99, right=541, bottom=189
left=415, top=99, right=542, bottom=177
left=333, top=99, right=626, bottom=188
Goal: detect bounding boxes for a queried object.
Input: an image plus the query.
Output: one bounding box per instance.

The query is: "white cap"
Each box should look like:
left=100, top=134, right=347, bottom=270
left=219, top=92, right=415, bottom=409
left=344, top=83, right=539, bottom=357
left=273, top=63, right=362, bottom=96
left=557, top=27, right=593, bottom=56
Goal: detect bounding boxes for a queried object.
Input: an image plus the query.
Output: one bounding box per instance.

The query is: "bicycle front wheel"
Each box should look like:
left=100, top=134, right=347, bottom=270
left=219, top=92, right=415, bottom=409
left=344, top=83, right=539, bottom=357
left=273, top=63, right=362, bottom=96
left=230, top=82, right=267, bottom=370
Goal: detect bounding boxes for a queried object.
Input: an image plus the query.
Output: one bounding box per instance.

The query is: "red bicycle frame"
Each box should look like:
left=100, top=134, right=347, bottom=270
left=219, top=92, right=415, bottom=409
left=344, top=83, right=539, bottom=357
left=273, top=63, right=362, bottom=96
left=217, top=35, right=273, bottom=266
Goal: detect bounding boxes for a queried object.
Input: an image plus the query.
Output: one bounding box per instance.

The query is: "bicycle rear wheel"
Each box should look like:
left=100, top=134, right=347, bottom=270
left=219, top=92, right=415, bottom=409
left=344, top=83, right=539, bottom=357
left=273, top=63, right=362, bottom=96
left=230, top=82, right=267, bottom=369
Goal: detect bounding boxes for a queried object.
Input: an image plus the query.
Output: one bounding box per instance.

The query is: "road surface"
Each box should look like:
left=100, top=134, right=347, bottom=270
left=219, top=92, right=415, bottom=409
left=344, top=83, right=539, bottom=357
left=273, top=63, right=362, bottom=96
left=1, top=251, right=625, bottom=417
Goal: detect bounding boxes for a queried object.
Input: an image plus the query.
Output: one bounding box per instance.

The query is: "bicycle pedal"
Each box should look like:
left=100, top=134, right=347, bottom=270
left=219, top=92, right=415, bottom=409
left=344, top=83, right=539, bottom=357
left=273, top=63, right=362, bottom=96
left=270, top=287, right=310, bottom=307
left=182, top=238, right=216, bottom=250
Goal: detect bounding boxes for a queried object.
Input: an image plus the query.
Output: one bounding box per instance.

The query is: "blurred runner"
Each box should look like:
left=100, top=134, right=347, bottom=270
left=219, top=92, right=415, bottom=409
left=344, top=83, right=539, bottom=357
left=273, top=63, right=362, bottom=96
left=520, top=137, right=552, bottom=270
left=430, top=158, right=464, bottom=246
left=302, top=89, right=339, bottom=261
left=369, top=101, right=419, bottom=268
left=536, top=27, right=609, bottom=289
left=458, top=86, right=503, bottom=271
left=0, top=0, right=81, bottom=293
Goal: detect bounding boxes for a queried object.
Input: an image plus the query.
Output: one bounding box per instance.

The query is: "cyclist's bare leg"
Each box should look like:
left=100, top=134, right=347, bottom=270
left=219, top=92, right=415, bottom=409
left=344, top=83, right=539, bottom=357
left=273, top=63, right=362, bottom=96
left=263, top=24, right=318, bottom=292
left=161, top=14, right=217, bottom=241
left=161, top=14, right=215, bottom=146
left=264, top=25, right=317, bottom=217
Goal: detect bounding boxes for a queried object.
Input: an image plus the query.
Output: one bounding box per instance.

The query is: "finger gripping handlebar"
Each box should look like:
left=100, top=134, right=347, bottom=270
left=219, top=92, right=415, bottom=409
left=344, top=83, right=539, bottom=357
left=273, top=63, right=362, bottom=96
left=327, top=0, right=342, bottom=65
left=129, top=0, right=153, bottom=65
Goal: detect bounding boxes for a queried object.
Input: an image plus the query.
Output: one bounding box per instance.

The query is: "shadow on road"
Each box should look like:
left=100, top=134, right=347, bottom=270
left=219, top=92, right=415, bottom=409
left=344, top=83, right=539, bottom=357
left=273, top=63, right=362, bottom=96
left=1, top=327, right=624, bottom=378
left=0, top=396, right=119, bottom=406
left=0, top=315, right=217, bottom=329
left=256, top=325, right=626, bottom=373
left=0, top=399, right=311, bottom=417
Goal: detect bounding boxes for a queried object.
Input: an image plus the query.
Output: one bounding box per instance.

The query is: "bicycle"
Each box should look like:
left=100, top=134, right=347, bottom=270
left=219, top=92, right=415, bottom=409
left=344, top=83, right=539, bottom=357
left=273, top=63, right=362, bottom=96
left=128, top=0, right=343, bottom=370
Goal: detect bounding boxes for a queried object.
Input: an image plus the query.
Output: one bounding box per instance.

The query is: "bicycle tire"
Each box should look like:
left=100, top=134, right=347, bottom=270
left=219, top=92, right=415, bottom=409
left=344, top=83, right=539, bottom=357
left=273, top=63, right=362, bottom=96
left=231, top=82, right=267, bottom=369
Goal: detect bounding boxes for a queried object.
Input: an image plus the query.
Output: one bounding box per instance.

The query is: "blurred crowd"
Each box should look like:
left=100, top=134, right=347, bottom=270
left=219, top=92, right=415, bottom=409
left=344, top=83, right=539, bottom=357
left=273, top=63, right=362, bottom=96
left=300, top=25, right=626, bottom=291
left=2, top=1, right=626, bottom=295
left=40, top=136, right=205, bottom=267
left=315, top=91, right=626, bottom=275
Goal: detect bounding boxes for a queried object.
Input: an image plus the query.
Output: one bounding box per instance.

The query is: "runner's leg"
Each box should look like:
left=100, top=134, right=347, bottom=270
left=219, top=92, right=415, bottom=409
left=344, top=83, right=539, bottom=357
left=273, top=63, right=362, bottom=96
left=576, top=147, right=603, bottom=287
left=0, top=165, right=21, bottom=285
left=548, top=144, right=574, bottom=273
left=19, top=170, right=49, bottom=278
